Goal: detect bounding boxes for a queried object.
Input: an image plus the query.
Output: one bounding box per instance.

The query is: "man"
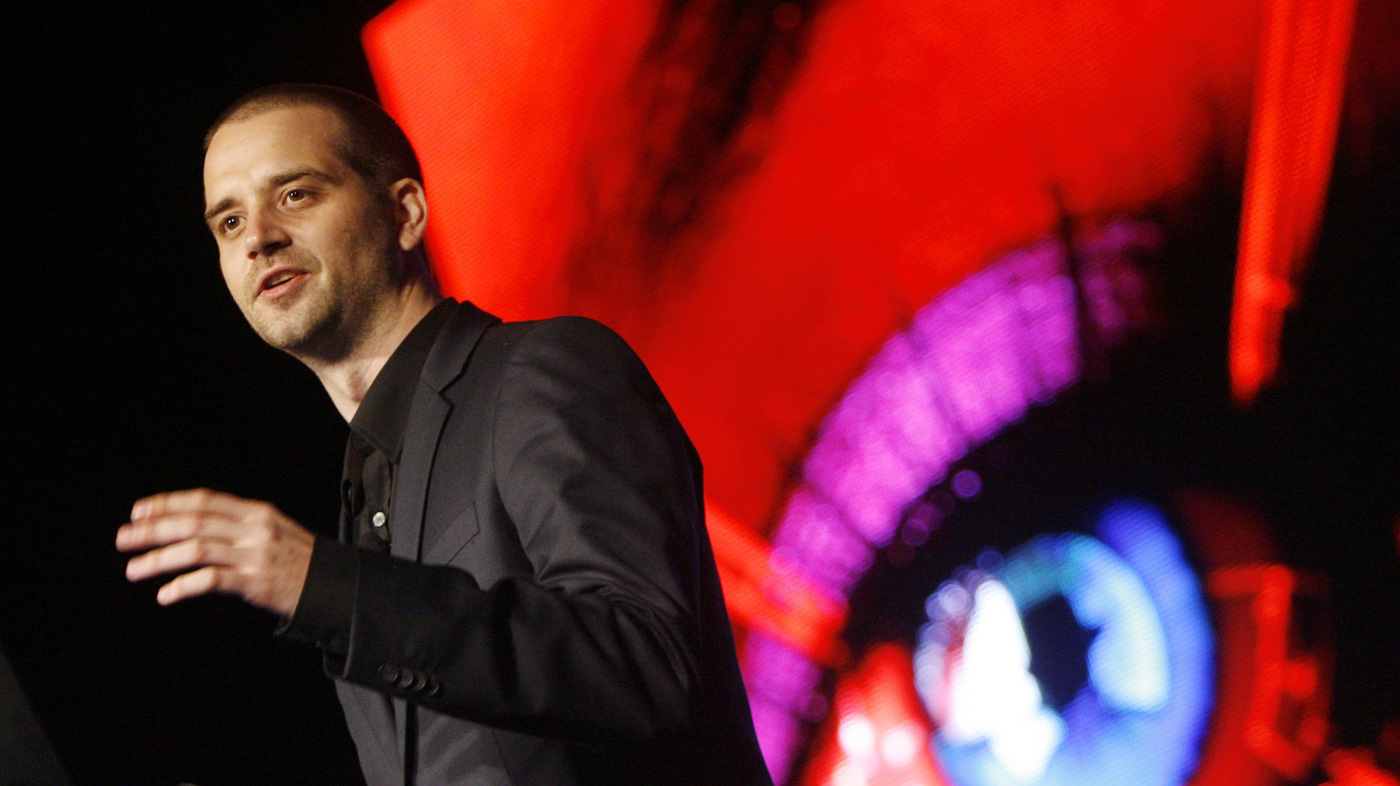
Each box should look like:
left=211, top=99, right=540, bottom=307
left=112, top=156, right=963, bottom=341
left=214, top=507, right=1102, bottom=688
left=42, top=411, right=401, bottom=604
left=116, top=84, right=771, bottom=785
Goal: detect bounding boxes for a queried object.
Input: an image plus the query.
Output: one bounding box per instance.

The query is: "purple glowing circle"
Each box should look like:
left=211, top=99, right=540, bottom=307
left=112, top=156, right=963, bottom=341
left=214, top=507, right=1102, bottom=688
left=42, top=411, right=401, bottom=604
left=742, top=220, right=1160, bottom=783
left=952, top=469, right=983, bottom=499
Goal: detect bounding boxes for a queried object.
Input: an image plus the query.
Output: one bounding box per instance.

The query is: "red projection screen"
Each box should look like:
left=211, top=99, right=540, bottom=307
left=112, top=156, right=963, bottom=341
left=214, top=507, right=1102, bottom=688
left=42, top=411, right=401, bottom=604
left=359, top=2, right=1393, bottom=784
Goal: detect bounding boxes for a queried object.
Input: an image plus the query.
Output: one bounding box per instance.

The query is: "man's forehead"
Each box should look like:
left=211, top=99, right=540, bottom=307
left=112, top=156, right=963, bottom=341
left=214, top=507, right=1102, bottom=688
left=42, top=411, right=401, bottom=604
left=203, top=105, right=349, bottom=195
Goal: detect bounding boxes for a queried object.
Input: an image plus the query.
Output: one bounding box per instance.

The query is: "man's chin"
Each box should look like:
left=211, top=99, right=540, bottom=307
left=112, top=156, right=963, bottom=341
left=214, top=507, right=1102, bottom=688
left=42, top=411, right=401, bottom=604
left=248, top=311, right=331, bottom=355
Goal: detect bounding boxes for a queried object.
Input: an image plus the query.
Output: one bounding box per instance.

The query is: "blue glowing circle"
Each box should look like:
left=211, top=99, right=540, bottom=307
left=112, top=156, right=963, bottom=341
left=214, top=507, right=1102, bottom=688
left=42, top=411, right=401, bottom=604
left=915, top=500, right=1214, bottom=786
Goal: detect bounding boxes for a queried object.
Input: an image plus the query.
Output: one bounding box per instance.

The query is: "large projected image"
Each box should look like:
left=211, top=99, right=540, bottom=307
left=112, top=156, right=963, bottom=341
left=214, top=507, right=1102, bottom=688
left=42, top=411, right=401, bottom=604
left=358, top=0, right=1398, bottom=784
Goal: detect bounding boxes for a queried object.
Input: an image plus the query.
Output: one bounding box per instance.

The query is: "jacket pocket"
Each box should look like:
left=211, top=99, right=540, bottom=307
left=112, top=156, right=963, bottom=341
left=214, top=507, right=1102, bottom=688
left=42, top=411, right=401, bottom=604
left=423, top=503, right=480, bottom=566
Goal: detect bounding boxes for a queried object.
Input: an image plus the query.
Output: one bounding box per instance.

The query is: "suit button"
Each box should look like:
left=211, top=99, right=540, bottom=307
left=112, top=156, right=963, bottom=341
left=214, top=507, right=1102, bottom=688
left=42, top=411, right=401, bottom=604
left=397, top=669, right=417, bottom=690
left=426, top=678, right=442, bottom=697
left=410, top=672, right=428, bottom=692
left=379, top=664, right=400, bottom=684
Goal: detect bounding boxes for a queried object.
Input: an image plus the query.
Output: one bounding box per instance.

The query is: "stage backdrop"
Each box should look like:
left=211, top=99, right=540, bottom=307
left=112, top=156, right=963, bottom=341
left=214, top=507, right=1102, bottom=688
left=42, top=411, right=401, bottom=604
left=356, top=1, right=1398, bottom=785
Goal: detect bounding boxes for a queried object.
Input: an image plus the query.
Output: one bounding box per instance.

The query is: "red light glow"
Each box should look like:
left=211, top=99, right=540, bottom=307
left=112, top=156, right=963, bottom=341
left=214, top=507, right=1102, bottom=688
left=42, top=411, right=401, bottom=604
left=1207, top=564, right=1332, bottom=781
left=1230, top=0, right=1356, bottom=404
left=364, top=0, right=1265, bottom=543
left=801, top=644, right=949, bottom=786
left=706, top=500, right=848, bottom=667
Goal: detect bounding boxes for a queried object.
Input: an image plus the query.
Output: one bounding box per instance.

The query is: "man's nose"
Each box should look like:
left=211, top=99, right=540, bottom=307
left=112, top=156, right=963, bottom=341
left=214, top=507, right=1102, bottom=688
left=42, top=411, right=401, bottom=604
left=243, top=207, right=291, bottom=257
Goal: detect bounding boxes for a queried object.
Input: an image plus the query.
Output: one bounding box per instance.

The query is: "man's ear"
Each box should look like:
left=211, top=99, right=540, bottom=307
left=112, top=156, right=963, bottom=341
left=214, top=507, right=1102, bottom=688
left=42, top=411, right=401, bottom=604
left=390, top=177, right=428, bottom=252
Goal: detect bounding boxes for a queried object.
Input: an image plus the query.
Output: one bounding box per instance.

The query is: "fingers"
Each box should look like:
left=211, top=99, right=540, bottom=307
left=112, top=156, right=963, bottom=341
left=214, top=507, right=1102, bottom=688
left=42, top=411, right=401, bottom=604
left=130, top=487, right=263, bottom=523
left=124, top=537, right=239, bottom=582
left=117, top=489, right=276, bottom=552
left=156, top=566, right=240, bottom=606
left=117, top=511, right=243, bottom=552
left=119, top=488, right=315, bottom=618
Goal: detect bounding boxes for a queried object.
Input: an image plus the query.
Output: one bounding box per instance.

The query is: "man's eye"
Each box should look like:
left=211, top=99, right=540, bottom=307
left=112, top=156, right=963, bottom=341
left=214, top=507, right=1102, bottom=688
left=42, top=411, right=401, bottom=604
left=286, top=188, right=308, bottom=202
left=221, top=215, right=242, bottom=233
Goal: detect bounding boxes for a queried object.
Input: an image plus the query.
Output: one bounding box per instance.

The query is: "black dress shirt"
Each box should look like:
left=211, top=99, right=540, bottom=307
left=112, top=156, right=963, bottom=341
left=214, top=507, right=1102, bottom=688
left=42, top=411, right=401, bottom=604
left=281, top=299, right=455, bottom=654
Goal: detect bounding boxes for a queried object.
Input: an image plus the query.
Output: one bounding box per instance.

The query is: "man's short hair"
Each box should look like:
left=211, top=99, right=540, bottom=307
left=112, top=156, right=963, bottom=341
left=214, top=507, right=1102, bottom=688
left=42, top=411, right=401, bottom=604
left=205, top=84, right=422, bottom=190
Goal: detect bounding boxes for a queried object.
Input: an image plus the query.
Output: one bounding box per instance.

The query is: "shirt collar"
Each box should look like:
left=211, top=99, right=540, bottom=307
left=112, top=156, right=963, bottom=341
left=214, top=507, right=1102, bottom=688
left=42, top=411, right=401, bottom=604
left=348, top=298, right=455, bottom=460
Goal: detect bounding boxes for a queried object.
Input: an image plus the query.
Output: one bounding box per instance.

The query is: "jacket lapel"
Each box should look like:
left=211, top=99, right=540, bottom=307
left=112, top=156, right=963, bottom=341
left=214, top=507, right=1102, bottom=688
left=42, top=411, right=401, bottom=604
left=391, top=300, right=499, bottom=563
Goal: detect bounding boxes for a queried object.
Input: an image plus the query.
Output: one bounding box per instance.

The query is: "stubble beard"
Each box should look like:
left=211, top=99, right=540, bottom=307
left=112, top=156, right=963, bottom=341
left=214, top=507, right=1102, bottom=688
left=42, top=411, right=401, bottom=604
left=244, top=244, right=404, bottom=363
left=240, top=247, right=341, bottom=357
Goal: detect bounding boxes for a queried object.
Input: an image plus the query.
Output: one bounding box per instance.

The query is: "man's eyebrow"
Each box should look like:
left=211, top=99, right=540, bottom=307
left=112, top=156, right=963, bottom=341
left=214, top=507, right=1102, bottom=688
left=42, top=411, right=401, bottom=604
left=269, top=167, right=340, bottom=187
left=203, top=198, right=235, bottom=225
left=202, top=168, right=342, bottom=225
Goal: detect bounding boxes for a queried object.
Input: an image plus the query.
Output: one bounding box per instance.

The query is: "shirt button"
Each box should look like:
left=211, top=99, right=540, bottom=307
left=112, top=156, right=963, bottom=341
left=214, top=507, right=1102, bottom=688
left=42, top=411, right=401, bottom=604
left=372, top=511, right=387, bottom=528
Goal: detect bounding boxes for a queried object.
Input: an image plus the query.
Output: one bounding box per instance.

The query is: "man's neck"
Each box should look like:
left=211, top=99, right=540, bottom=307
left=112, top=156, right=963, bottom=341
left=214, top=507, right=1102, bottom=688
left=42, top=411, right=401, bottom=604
left=303, top=281, right=442, bottom=422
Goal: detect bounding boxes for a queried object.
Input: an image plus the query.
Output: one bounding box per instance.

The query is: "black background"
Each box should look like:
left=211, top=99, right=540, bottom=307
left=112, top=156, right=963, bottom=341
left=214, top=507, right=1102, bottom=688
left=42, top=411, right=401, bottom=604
left=6, top=3, right=393, bottom=782
left=4, top=2, right=1398, bottom=784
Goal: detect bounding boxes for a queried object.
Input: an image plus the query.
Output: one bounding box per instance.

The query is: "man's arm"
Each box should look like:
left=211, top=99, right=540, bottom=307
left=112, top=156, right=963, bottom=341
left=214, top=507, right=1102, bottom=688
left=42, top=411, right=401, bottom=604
left=331, top=318, right=707, bottom=747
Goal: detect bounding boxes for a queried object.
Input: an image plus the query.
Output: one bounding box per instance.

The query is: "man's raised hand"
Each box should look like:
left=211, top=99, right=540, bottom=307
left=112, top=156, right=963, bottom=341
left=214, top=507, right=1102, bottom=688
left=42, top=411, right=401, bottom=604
left=116, top=488, right=314, bottom=618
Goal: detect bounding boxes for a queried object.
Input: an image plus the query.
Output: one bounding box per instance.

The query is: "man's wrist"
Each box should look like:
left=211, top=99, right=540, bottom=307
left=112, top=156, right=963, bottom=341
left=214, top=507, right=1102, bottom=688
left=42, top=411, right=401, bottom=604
left=276, top=535, right=356, bottom=655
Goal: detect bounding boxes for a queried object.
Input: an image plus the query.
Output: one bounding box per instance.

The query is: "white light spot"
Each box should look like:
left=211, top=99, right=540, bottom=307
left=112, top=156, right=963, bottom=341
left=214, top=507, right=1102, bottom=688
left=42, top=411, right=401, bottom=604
left=880, top=722, right=921, bottom=767
left=936, top=581, right=971, bottom=618
left=832, top=762, right=867, bottom=786
left=838, top=714, right=876, bottom=757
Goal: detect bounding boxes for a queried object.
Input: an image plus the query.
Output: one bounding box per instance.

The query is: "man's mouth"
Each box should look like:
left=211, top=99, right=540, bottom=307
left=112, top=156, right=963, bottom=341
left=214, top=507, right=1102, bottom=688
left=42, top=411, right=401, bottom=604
left=256, top=268, right=308, bottom=300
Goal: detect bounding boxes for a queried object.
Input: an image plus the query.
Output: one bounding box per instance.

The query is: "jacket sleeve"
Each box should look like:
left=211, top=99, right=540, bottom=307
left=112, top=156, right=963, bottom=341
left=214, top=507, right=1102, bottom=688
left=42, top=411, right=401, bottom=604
left=330, top=318, right=708, bottom=748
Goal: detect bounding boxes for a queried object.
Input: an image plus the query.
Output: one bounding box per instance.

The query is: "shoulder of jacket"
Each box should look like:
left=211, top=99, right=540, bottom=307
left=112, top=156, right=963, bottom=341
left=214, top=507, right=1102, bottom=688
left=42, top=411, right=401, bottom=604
left=487, top=315, right=631, bottom=354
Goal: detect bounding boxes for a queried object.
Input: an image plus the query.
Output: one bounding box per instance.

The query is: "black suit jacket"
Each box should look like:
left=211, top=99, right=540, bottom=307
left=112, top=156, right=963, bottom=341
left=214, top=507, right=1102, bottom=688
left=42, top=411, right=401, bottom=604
left=325, top=301, right=771, bottom=785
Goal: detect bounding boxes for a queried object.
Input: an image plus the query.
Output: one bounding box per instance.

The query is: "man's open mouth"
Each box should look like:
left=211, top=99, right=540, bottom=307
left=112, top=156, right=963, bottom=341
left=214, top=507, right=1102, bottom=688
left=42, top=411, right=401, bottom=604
left=257, top=268, right=307, bottom=298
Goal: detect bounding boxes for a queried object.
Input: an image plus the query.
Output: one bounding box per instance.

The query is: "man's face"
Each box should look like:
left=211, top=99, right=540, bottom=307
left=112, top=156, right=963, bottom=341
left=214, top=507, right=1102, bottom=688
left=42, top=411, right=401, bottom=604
left=203, top=105, right=401, bottom=357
